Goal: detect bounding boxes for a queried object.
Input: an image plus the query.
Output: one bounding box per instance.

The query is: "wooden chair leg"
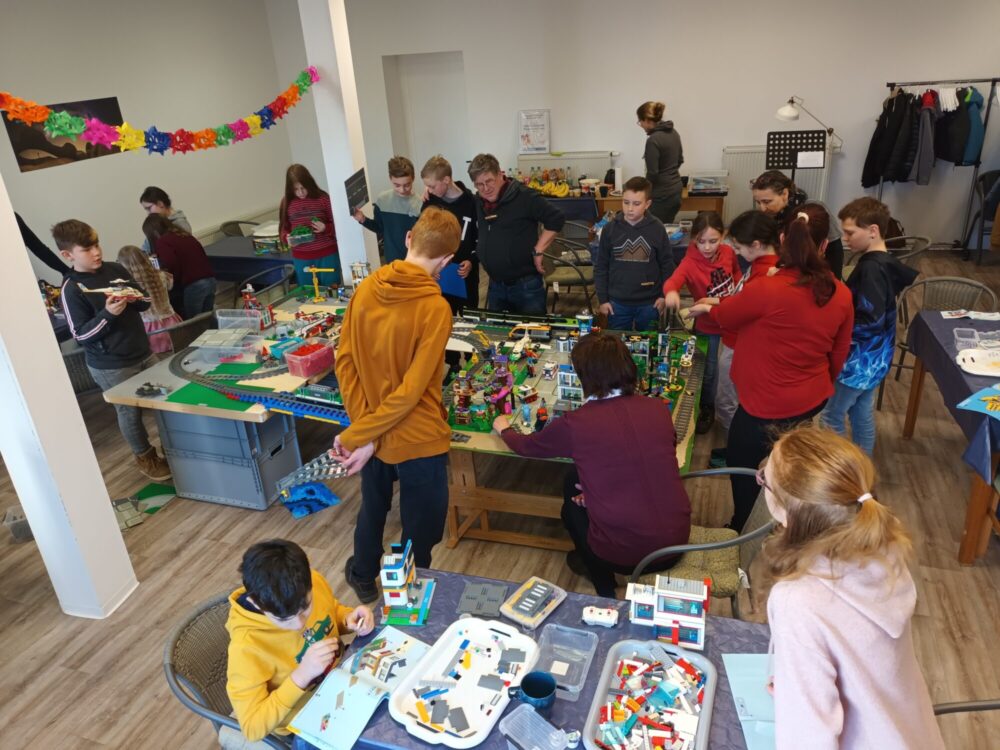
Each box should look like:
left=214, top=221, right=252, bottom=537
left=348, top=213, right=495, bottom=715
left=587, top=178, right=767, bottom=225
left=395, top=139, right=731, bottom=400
left=876, top=377, right=887, bottom=411
left=894, top=349, right=908, bottom=381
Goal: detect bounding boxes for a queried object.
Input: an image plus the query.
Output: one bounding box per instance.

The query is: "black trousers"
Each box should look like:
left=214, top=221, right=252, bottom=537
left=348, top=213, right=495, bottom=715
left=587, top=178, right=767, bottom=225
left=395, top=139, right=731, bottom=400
left=560, top=468, right=677, bottom=598
left=352, top=453, right=449, bottom=582
left=726, top=402, right=825, bottom=530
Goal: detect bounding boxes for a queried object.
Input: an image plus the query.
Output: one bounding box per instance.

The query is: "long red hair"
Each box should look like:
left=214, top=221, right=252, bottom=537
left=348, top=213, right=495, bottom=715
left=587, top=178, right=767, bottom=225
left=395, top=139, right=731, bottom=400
left=279, top=164, right=328, bottom=235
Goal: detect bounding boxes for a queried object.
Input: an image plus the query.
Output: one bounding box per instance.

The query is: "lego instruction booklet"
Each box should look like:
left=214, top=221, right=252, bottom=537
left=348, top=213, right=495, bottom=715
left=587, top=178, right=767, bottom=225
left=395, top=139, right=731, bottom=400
left=288, top=625, right=430, bottom=750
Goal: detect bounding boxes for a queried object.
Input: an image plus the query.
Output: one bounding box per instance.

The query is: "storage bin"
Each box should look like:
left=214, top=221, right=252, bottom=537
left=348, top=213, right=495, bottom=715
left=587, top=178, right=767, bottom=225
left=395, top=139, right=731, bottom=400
left=285, top=338, right=334, bottom=378
left=534, top=624, right=599, bottom=702
left=216, top=309, right=263, bottom=331
left=498, top=704, right=567, bottom=750
left=3, top=506, right=33, bottom=543
left=954, top=328, right=979, bottom=352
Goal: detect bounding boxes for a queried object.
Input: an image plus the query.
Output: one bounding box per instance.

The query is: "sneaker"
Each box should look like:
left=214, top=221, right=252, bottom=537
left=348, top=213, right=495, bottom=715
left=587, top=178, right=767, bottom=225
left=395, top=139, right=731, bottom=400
left=135, top=447, right=171, bottom=481
left=344, top=556, right=379, bottom=604
left=696, top=405, right=715, bottom=435
left=565, top=550, right=589, bottom=577
left=709, top=447, right=727, bottom=469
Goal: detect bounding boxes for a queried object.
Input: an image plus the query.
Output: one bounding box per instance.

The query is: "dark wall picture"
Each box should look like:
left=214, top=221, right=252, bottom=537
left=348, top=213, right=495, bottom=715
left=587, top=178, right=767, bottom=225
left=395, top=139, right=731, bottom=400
left=2, top=96, right=123, bottom=172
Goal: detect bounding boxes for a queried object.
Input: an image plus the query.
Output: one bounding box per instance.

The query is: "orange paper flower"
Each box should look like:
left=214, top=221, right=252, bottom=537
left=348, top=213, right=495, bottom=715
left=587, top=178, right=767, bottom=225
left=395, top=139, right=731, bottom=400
left=192, top=128, right=217, bottom=150
left=0, top=91, right=12, bottom=110
left=282, top=84, right=301, bottom=107
left=5, top=96, right=51, bottom=125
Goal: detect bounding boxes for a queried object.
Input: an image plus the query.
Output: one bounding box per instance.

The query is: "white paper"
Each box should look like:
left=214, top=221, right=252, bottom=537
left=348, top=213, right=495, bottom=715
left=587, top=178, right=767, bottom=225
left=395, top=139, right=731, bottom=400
left=518, top=109, right=550, bottom=154
left=796, top=150, right=824, bottom=168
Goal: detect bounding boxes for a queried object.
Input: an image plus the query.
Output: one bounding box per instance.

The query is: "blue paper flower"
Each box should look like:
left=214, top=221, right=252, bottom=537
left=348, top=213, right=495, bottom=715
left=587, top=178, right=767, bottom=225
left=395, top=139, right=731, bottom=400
left=256, top=106, right=275, bottom=130
left=144, top=126, right=171, bottom=155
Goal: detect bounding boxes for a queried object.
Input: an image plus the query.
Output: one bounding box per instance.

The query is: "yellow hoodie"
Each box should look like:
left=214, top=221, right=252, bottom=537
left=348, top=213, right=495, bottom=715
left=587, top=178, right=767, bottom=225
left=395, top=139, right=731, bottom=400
left=336, top=259, right=452, bottom=463
left=225, top=570, right=353, bottom=741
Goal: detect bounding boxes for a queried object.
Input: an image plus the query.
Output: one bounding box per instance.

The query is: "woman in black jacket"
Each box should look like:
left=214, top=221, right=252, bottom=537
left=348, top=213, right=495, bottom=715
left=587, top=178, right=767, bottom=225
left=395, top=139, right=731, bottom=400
left=751, top=170, right=844, bottom=279
left=637, top=101, right=684, bottom=223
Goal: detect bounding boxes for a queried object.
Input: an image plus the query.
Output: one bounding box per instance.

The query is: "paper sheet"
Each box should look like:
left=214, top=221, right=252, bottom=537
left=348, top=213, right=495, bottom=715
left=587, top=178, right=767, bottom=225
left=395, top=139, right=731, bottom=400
left=721, top=653, right=775, bottom=750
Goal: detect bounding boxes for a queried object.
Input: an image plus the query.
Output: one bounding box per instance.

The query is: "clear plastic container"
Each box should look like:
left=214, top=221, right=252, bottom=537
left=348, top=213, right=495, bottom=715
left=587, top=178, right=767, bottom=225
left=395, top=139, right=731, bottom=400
left=191, top=329, right=260, bottom=363
left=978, top=330, right=1000, bottom=349
left=216, top=309, right=263, bottom=331
left=535, top=624, right=599, bottom=702
left=498, top=704, right=568, bottom=750
left=285, top=337, right=335, bottom=378
left=954, top=327, right=979, bottom=352
left=500, top=577, right=567, bottom=630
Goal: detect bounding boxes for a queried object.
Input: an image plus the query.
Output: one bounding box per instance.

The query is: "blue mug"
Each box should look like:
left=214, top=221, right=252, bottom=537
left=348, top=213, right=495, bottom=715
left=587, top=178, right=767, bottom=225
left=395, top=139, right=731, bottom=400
left=508, top=670, right=557, bottom=717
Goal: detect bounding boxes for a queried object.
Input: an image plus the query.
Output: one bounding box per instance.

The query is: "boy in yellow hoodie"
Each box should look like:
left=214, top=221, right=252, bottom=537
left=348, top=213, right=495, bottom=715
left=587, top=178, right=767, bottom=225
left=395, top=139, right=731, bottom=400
left=335, top=207, right=460, bottom=603
left=225, top=539, right=374, bottom=742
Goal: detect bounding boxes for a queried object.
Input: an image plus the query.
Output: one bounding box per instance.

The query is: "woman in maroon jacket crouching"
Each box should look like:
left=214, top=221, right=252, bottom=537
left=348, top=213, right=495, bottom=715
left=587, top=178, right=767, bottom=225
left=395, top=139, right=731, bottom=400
left=493, top=332, right=691, bottom=598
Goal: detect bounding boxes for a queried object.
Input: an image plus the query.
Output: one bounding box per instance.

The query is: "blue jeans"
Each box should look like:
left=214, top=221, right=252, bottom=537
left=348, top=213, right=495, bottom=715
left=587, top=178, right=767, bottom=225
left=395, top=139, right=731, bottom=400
left=820, top=382, right=877, bottom=455
left=88, top=356, right=157, bottom=454
left=486, top=273, right=546, bottom=315
left=293, top=253, right=342, bottom=289
left=182, top=277, right=217, bottom=319
left=352, top=453, right=450, bottom=582
left=702, top=334, right=720, bottom=407
left=607, top=301, right=660, bottom=331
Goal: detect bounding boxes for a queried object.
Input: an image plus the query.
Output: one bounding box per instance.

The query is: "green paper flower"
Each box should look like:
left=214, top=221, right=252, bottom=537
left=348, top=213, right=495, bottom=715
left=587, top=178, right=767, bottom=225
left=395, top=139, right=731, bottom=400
left=214, top=124, right=235, bottom=146
left=43, top=110, right=86, bottom=139
left=295, top=71, right=312, bottom=94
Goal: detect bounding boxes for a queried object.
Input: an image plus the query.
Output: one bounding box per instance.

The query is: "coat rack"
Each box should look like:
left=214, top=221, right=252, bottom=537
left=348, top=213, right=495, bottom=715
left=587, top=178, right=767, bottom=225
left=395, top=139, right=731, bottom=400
left=875, top=76, right=998, bottom=258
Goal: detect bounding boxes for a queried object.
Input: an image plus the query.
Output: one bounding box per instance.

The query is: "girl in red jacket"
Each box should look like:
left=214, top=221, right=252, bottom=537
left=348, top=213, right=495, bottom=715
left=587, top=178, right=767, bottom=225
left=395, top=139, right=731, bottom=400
left=690, top=204, right=853, bottom=529
left=662, top=211, right=741, bottom=433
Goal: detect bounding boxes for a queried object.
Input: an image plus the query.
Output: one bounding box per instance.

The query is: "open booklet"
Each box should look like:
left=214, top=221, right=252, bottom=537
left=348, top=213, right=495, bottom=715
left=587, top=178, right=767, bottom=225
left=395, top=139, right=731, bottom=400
left=288, top=625, right=430, bottom=750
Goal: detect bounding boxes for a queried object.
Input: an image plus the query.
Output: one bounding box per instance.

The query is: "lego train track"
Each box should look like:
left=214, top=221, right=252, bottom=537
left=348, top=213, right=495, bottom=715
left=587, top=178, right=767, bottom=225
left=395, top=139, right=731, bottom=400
left=672, top=345, right=706, bottom=446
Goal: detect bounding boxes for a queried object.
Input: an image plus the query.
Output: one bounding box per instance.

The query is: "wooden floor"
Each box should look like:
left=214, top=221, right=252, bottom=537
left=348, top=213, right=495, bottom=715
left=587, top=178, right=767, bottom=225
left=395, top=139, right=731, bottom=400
left=2, top=250, right=999, bottom=749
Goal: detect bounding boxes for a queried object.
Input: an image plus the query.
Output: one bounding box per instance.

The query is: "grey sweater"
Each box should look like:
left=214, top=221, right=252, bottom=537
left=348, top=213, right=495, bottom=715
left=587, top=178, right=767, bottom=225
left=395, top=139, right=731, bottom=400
left=643, top=121, right=684, bottom=198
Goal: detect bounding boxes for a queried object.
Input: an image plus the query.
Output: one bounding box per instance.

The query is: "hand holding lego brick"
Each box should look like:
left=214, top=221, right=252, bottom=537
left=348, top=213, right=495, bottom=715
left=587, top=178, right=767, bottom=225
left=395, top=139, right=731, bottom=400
left=346, top=605, right=375, bottom=636
left=492, top=414, right=511, bottom=435
left=105, top=296, right=128, bottom=316
left=332, top=435, right=375, bottom=475
left=663, top=290, right=682, bottom=310
left=291, top=638, right=340, bottom=688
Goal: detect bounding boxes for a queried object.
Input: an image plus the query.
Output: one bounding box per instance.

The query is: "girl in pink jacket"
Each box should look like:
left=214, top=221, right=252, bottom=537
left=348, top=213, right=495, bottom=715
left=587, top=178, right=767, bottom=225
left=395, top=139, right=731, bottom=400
left=759, top=426, right=943, bottom=750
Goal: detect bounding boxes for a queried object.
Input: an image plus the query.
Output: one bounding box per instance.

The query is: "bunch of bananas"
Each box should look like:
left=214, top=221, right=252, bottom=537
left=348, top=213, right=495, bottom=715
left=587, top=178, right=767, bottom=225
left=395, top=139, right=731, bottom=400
left=528, top=179, right=570, bottom=197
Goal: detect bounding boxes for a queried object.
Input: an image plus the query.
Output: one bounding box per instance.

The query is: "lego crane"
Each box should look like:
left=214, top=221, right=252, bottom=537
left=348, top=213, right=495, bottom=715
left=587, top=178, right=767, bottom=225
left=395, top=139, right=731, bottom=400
left=304, top=265, right=341, bottom=303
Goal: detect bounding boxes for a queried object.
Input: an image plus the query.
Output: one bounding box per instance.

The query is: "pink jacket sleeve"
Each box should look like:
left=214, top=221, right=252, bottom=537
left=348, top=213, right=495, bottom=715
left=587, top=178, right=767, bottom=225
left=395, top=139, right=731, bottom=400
left=768, top=584, right=843, bottom=750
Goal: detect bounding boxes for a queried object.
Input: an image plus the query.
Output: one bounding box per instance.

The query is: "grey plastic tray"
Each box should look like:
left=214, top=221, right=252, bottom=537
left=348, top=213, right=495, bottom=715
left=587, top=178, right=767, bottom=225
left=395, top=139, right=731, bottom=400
left=582, top=639, right=717, bottom=750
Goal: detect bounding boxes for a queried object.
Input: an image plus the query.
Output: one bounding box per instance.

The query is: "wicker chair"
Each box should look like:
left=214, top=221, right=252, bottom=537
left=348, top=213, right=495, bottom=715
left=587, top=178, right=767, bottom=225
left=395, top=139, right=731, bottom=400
left=842, top=236, right=931, bottom=280
left=164, top=593, right=292, bottom=749
left=542, top=239, right=595, bottom=314
left=629, top=468, right=776, bottom=620
left=877, top=276, right=999, bottom=410
left=220, top=221, right=260, bottom=238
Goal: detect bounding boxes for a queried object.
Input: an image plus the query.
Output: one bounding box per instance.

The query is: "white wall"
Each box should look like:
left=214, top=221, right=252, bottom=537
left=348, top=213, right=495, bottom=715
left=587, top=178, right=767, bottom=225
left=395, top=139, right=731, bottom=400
left=345, top=0, right=1000, bottom=244
left=0, top=0, right=297, bottom=284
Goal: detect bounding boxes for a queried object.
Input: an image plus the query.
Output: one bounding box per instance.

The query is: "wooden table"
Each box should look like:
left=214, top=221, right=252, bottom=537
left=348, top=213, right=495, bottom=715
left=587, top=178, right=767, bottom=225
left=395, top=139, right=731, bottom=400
left=901, top=312, right=1000, bottom=564
left=596, top=188, right=726, bottom=216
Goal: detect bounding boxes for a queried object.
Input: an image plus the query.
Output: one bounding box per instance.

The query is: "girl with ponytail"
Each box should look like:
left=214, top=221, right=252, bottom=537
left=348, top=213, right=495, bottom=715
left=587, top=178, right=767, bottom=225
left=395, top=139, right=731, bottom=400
left=760, top=425, right=943, bottom=749
left=689, top=204, right=853, bottom=529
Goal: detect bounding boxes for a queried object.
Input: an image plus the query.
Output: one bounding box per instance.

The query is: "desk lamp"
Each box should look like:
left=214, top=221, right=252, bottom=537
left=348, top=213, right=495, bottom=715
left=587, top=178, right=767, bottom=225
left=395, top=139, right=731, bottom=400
left=775, top=96, right=844, bottom=148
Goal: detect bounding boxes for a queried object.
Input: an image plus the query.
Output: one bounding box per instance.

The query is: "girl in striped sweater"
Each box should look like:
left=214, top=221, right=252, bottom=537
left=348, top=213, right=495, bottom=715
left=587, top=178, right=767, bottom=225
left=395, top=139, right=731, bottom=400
left=279, top=164, right=341, bottom=288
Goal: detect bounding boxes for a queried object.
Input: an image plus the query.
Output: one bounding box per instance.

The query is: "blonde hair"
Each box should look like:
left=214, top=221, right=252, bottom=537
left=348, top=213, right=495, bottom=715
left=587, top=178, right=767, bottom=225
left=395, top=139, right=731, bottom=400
left=636, top=101, right=665, bottom=122
left=764, top=425, right=911, bottom=582
left=117, top=245, right=174, bottom=317
left=409, top=206, right=460, bottom=259
left=421, top=155, right=452, bottom=180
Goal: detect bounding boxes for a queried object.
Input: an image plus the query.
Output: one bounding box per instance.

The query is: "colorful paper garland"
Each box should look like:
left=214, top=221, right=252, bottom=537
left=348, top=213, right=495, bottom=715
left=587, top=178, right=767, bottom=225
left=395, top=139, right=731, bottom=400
left=0, top=66, right=319, bottom=155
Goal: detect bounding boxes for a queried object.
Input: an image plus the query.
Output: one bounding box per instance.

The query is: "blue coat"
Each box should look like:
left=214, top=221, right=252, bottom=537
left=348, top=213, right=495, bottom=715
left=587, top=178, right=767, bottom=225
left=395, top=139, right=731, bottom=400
left=962, top=87, right=985, bottom=165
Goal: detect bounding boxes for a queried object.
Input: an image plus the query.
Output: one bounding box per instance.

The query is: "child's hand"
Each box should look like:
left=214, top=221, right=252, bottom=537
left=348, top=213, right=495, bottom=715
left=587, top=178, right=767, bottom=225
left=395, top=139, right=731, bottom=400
left=653, top=297, right=667, bottom=313
left=347, top=606, right=375, bottom=636
left=693, top=297, right=719, bottom=307
left=663, top=290, right=682, bottom=310
left=571, top=483, right=586, bottom=507
left=352, top=209, right=366, bottom=224
left=457, top=260, right=472, bottom=278
left=311, top=219, right=326, bottom=233
left=687, top=303, right=712, bottom=317
left=292, top=638, right=340, bottom=688
left=105, top=296, right=128, bottom=316
left=598, top=302, right=614, bottom=316
left=493, top=414, right=511, bottom=434
left=333, top=435, right=375, bottom=475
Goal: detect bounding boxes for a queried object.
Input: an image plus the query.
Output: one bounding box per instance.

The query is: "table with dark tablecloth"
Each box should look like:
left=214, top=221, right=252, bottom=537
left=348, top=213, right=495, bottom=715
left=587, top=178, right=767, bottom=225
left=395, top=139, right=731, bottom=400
left=906, top=311, right=1000, bottom=483
left=204, top=235, right=290, bottom=283
left=338, top=568, right=770, bottom=750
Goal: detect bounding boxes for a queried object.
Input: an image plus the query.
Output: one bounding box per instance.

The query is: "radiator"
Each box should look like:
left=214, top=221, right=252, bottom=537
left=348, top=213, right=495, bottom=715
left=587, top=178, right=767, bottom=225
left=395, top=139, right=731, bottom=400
left=721, top=146, right=831, bottom=225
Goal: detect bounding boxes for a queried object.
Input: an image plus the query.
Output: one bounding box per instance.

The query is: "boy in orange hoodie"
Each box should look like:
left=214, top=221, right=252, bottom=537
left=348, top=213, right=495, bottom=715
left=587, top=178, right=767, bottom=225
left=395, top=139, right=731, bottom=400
left=335, top=207, right=460, bottom=603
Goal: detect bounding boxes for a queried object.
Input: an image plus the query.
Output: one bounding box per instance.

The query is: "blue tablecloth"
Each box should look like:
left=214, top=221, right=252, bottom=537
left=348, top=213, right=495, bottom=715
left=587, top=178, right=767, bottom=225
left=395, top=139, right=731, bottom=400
left=337, top=569, right=770, bottom=750
left=907, top=311, right=1000, bottom=483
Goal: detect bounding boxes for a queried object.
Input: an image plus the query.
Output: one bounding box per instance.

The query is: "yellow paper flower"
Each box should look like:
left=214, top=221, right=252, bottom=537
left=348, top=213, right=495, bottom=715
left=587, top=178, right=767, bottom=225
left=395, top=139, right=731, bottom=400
left=244, top=114, right=263, bottom=137
left=115, top=122, right=146, bottom=151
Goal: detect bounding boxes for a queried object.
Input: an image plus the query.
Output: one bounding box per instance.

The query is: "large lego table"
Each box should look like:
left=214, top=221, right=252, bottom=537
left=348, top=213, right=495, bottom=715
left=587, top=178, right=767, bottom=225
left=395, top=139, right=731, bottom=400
left=443, top=310, right=706, bottom=552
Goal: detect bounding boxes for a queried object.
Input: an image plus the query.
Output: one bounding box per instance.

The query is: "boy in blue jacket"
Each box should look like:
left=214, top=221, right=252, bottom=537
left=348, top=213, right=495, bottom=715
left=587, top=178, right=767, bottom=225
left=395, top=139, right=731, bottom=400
left=354, top=156, right=423, bottom=263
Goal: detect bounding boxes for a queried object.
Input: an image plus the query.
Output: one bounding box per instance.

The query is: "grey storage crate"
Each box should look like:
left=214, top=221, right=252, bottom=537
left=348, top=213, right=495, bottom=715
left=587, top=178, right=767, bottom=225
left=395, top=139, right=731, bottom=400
left=155, top=412, right=301, bottom=510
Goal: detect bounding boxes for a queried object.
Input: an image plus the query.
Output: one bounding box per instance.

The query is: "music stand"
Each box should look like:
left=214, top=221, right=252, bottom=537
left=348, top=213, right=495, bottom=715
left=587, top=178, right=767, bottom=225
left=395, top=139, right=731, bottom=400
left=765, top=130, right=827, bottom=184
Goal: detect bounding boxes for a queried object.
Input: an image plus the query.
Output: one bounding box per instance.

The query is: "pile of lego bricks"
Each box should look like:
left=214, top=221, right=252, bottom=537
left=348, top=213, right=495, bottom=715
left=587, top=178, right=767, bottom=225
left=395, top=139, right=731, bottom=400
left=592, top=651, right=706, bottom=750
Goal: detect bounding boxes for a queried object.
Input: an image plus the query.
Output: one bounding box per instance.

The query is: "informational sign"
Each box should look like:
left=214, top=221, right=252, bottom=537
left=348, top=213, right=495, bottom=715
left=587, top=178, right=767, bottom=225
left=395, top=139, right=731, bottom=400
left=518, top=109, right=550, bottom=154
left=345, top=167, right=369, bottom=211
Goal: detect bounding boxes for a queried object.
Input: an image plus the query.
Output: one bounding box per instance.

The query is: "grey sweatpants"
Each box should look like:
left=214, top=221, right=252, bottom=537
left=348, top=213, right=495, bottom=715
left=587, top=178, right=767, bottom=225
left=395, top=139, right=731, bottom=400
left=716, top=343, right=738, bottom=431
left=88, top=356, right=156, bottom=455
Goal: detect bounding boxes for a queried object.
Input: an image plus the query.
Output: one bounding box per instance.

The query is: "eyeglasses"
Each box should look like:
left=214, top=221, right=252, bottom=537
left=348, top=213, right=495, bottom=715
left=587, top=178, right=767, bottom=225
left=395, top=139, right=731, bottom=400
left=473, top=176, right=498, bottom=191
left=756, top=462, right=772, bottom=493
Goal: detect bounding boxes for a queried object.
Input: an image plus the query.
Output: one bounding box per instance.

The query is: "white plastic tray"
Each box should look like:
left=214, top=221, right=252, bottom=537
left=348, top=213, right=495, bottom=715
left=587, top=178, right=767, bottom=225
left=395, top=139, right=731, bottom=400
left=956, top=348, right=1000, bottom=376
left=387, top=618, right=538, bottom=748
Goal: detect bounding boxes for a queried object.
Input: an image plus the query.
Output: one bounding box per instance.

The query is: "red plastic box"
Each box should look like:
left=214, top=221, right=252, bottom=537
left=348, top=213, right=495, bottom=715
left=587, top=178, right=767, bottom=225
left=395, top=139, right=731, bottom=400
left=285, top=338, right=334, bottom=378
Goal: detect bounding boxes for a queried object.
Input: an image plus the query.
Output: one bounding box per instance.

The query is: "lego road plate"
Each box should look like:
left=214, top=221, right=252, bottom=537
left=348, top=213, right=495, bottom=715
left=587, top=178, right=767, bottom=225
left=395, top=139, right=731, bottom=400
left=582, top=640, right=717, bottom=750
left=956, top=348, right=1000, bottom=376
left=500, top=576, right=567, bottom=630
left=387, top=618, right=538, bottom=748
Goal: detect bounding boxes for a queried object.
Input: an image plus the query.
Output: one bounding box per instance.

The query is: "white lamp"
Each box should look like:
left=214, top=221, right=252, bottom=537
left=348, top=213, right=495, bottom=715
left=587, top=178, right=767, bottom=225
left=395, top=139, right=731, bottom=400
left=775, top=96, right=843, bottom=148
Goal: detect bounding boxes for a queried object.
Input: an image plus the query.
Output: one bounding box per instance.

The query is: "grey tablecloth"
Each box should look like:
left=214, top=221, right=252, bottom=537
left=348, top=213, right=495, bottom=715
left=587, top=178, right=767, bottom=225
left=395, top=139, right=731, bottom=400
left=907, top=311, right=1000, bottom=482
left=342, top=568, right=769, bottom=750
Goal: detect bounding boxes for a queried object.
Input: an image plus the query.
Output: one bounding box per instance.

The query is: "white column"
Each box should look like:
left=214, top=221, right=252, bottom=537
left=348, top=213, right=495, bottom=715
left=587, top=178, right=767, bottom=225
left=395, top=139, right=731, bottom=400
left=297, top=0, right=380, bottom=274
left=0, top=178, right=137, bottom=619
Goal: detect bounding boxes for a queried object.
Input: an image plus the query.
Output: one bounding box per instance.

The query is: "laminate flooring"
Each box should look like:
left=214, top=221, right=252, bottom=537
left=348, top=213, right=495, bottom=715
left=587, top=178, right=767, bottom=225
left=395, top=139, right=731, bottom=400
left=1, top=250, right=999, bottom=748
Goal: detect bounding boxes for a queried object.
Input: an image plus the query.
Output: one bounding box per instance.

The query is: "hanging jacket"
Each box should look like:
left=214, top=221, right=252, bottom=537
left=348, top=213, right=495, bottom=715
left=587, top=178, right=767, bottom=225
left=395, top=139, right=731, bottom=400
left=961, top=87, right=985, bottom=165
left=935, top=87, right=971, bottom=163
left=908, top=90, right=940, bottom=185
left=861, top=93, right=909, bottom=188
left=885, top=94, right=918, bottom=183
left=898, top=94, right=922, bottom=181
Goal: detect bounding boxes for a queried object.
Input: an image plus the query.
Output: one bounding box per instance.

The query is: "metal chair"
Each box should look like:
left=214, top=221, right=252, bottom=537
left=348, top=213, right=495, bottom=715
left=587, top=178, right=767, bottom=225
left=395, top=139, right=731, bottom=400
left=233, top=264, right=296, bottom=307
left=220, top=220, right=260, bottom=238
left=933, top=699, right=1000, bottom=716
left=158, top=311, right=216, bottom=351
left=163, top=593, right=292, bottom=749
left=842, top=236, right=931, bottom=280
left=962, top=169, right=1000, bottom=264
left=877, top=276, right=999, bottom=410
left=629, top=468, right=776, bottom=620
left=542, top=239, right=595, bottom=314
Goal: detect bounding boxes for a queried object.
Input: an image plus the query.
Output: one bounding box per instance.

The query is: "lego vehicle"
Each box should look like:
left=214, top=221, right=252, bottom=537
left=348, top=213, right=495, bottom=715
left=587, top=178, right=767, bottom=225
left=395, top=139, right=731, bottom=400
left=79, top=279, right=146, bottom=302
left=581, top=606, right=619, bottom=628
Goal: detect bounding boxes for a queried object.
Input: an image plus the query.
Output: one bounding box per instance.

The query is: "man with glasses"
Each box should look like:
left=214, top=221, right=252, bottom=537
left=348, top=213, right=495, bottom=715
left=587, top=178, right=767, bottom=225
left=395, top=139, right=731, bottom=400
left=468, top=153, right=565, bottom=314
